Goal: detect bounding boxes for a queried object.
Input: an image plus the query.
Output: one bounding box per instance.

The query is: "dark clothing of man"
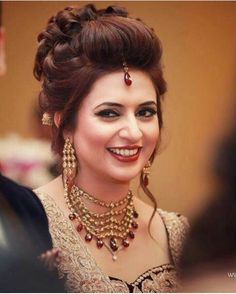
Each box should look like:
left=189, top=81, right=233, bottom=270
left=0, top=174, right=65, bottom=292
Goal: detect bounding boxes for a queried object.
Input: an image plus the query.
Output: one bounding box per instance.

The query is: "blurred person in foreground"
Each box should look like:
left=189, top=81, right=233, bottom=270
left=179, top=110, right=236, bottom=292
left=0, top=2, right=64, bottom=292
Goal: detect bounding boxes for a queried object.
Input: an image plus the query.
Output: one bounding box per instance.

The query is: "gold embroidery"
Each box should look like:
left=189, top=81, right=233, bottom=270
left=157, top=209, right=190, bottom=266
left=35, top=190, right=189, bottom=293
left=35, top=190, right=115, bottom=293
left=141, top=266, right=178, bottom=292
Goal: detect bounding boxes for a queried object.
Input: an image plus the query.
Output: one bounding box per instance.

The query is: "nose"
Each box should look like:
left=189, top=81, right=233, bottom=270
left=119, top=115, right=143, bottom=142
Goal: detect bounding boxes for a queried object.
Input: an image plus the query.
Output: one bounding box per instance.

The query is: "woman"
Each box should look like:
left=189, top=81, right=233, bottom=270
left=34, top=4, right=188, bottom=292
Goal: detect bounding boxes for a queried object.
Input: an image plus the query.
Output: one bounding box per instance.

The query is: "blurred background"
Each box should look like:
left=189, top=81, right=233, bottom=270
left=0, top=1, right=236, bottom=220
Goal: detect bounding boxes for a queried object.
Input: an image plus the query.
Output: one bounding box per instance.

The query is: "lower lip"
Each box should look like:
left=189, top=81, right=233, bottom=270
left=107, top=149, right=141, bottom=162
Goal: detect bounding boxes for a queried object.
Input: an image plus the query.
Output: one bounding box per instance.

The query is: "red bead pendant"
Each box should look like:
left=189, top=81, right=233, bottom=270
left=110, top=237, right=118, bottom=251
left=133, top=210, right=139, bottom=219
left=122, top=239, right=130, bottom=247
left=132, top=221, right=138, bottom=229
left=77, top=223, right=83, bottom=232
left=128, top=231, right=135, bottom=239
left=124, top=72, right=132, bottom=86
left=96, top=239, right=104, bottom=248
left=85, top=233, right=93, bottom=242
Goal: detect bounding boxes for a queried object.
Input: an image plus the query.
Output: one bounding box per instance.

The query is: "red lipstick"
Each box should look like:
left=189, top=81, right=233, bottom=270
left=107, top=146, right=142, bottom=163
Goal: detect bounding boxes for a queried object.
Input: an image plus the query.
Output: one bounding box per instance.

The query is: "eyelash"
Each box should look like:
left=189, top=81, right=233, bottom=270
left=96, top=109, right=118, bottom=118
left=95, top=108, right=157, bottom=119
left=136, top=108, right=157, bottom=118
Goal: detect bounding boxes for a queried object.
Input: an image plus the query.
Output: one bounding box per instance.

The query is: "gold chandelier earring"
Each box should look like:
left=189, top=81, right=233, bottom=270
left=143, top=161, right=151, bottom=187
left=62, top=138, right=77, bottom=187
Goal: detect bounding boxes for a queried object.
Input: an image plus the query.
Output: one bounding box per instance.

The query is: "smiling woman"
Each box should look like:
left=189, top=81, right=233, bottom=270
left=34, top=4, right=189, bottom=292
left=73, top=71, right=159, bottom=186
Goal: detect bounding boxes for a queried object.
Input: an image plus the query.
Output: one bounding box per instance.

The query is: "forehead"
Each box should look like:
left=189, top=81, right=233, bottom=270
left=81, top=70, right=157, bottom=107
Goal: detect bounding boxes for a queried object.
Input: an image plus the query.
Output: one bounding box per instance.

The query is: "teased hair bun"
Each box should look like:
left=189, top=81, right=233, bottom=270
left=34, top=4, right=166, bottom=155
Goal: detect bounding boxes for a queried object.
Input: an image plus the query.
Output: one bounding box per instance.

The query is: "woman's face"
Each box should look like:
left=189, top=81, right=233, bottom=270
left=72, top=70, right=159, bottom=184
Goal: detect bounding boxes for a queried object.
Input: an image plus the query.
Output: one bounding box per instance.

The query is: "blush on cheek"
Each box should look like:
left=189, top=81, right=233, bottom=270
left=149, top=129, right=159, bottom=155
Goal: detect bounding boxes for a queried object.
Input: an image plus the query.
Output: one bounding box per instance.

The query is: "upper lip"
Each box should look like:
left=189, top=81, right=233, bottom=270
left=107, top=145, right=142, bottom=150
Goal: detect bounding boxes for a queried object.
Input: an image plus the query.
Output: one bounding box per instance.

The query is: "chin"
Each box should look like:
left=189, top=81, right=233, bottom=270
left=108, top=170, right=141, bottom=184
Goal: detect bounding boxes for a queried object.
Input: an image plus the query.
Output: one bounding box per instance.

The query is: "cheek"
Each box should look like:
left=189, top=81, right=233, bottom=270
left=74, top=117, right=115, bottom=149
left=145, top=122, right=159, bottom=146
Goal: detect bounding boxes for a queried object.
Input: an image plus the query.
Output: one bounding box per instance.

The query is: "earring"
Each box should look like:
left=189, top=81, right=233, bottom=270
left=62, top=138, right=77, bottom=185
left=42, top=112, right=53, bottom=126
left=143, top=161, right=151, bottom=187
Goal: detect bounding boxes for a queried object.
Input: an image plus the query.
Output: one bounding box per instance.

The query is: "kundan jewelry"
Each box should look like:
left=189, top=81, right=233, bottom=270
left=62, top=138, right=77, bottom=185
left=65, top=185, right=139, bottom=261
left=42, top=112, right=53, bottom=126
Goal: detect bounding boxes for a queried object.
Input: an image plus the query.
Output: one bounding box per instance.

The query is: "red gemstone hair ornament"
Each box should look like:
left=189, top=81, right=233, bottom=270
left=123, top=61, right=132, bottom=86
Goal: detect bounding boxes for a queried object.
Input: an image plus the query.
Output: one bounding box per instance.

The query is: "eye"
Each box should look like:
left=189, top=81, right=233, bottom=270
left=136, top=108, right=157, bottom=118
left=95, top=109, right=120, bottom=118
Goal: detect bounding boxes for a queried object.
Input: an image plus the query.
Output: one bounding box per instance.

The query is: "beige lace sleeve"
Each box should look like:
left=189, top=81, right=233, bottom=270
left=157, top=208, right=190, bottom=266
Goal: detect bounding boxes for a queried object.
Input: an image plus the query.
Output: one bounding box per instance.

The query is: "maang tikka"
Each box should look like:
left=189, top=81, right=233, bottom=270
left=143, top=161, right=151, bottom=187
left=123, top=61, right=132, bottom=86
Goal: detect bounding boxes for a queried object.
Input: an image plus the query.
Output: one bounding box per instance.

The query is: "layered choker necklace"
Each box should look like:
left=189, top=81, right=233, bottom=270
left=65, top=184, right=139, bottom=261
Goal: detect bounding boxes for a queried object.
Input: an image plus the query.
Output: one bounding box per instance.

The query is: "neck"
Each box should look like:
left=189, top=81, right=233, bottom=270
left=74, top=173, right=131, bottom=204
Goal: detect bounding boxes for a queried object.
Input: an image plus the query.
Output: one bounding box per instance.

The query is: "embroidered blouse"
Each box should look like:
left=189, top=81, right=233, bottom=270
left=35, top=190, right=189, bottom=293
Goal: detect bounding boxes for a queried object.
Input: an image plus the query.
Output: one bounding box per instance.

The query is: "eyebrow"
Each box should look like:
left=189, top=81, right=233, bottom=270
left=94, top=101, right=157, bottom=109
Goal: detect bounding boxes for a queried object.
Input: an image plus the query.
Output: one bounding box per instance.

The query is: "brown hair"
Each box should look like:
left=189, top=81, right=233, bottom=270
left=0, top=2, right=2, bottom=27
left=34, top=4, right=167, bottom=226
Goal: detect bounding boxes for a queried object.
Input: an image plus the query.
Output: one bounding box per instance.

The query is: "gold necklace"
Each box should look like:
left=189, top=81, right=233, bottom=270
left=65, top=185, right=139, bottom=261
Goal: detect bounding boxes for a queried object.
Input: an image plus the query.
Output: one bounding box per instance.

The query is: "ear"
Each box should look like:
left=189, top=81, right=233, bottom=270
left=0, top=27, right=6, bottom=76
left=54, top=111, right=72, bottom=141
left=54, top=111, right=61, bottom=128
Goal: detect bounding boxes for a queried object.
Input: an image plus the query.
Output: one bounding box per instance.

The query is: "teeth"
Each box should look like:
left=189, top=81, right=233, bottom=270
left=109, top=148, right=139, bottom=157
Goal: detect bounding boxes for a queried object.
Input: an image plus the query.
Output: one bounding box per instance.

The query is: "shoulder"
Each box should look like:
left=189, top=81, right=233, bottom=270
left=34, top=176, right=68, bottom=229
left=157, top=208, right=190, bottom=266
left=157, top=208, right=189, bottom=233
left=134, top=197, right=189, bottom=234
left=34, top=176, right=64, bottom=210
left=34, top=176, right=63, bottom=199
left=134, top=198, right=189, bottom=266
